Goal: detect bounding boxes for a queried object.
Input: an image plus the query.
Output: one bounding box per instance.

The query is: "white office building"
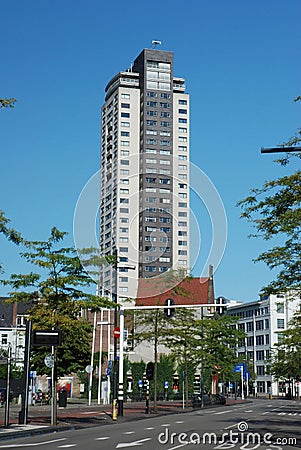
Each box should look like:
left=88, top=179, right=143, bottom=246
left=99, top=47, right=190, bottom=302
left=227, top=292, right=301, bottom=396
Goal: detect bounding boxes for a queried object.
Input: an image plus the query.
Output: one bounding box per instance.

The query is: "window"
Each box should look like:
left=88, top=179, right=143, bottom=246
left=120, top=198, right=129, bottom=203
left=160, top=169, right=170, bottom=175
left=119, top=247, right=128, bottom=253
left=179, top=193, right=187, bottom=198
left=121, top=131, right=130, bottom=137
left=121, top=112, right=130, bottom=118
left=120, top=256, right=128, bottom=262
left=145, top=217, right=156, bottom=222
left=145, top=266, right=156, bottom=272
left=160, top=131, right=170, bottom=136
left=121, top=93, right=130, bottom=99
left=178, top=146, right=187, bottom=152
left=145, top=148, right=157, bottom=154
left=146, top=120, right=157, bottom=126
left=120, top=217, right=129, bottom=223
left=178, top=155, right=187, bottom=160
left=146, top=197, right=157, bottom=203
left=160, top=160, right=170, bottom=165
left=120, top=208, right=129, bottom=213
left=146, top=177, right=156, bottom=183
left=178, top=240, right=187, bottom=246
left=145, top=236, right=156, bottom=242
left=160, top=246, right=171, bottom=252
left=146, top=158, right=156, bottom=164
left=121, top=141, right=130, bottom=146
left=178, top=127, right=187, bottom=133
left=178, top=118, right=187, bottom=123
left=160, top=112, right=170, bottom=118
left=160, top=121, right=170, bottom=127
left=160, top=198, right=170, bottom=204
left=146, top=101, right=157, bottom=107
left=146, top=111, right=157, bottom=116
left=160, top=188, right=170, bottom=193
left=178, top=183, right=187, bottom=189
left=121, top=121, right=130, bottom=127
left=246, top=322, right=253, bottom=332
left=179, top=136, right=187, bottom=142
left=178, top=212, right=187, bottom=217
left=159, top=257, right=170, bottom=262
left=159, top=217, right=170, bottom=223
left=160, top=227, right=170, bottom=233
left=119, top=287, right=128, bottom=293
left=265, top=319, right=269, bottom=329
left=161, top=93, right=171, bottom=99
left=120, top=169, right=129, bottom=175
left=145, top=246, right=156, bottom=251
left=119, top=237, right=128, bottom=243
left=178, top=250, right=187, bottom=255
left=1, top=334, right=8, bottom=345
left=120, top=227, right=128, bottom=233
left=277, top=318, right=285, bottom=329
left=160, top=178, right=170, bottom=184
left=160, top=102, right=170, bottom=108
left=120, top=179, right=129, bottom=185
left=159, top=267, right=168, bottom=273
left=178, top=164, right=187, bottom=170
left=265, top=334, right=270, bottom=345
left=178, top=202, right=187, bottom=207
left=179, top=109, right=187, bottom=114
left=247, top=336, right=254, bottom=346
left=160, top=150, right=170, bottom=155
left=145, top=226, right=157, bottom=232
left=256, top=320, right=264, bottom=330
left=256, top=335, right=264, bottom=345
left=146, top=139, right=157, bottom=145
left=121, top=103, right=130, bottom=108
left=178, top=260, right=187, bottom=266
left=256, top=350, right=265, bottom=361
left=179, top=99, right=187, bottom=105
left=276, top=303, right=284, bottom=313
left=120, top=150, right=129, bottom=156
left=178, top=230, right=187, bottom=236
left=119, top=276, right=128, bottom=282
left=160, top=140, right=170, bottom=146
left=146, top=91, right=157, bottom=98
left=256, top=366, right=265, bottom=376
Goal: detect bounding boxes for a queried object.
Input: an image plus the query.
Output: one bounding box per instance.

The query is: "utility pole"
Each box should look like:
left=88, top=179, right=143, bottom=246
left=261, top=146, right=301, bottom=154
left=112, top=247, right=118, bottom=421
left=19, top=320, right=31, bottom=425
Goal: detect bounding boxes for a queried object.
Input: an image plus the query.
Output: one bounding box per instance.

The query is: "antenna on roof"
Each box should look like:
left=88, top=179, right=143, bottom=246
left=151, top=40, right=162, bottom=49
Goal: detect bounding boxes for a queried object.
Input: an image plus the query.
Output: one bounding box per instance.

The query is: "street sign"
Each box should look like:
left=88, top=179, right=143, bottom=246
left=85, top=365, right=93, bottom=374
left=114, top=327, right=121, bottom=339
left=138, top=379, right=143, bottom=388
left=164, top=381, right=169, bottom=389
left=32, top=330, right=62, bottom=346
left=44, top=354, right=54, bottom=368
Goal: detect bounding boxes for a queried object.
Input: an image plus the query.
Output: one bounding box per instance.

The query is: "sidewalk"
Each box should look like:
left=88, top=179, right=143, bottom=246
left=0, top=398, right=249, bottom=440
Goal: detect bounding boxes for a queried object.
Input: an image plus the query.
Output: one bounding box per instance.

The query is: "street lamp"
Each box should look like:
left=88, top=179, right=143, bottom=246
left=97, top=316, right=110, bottom=405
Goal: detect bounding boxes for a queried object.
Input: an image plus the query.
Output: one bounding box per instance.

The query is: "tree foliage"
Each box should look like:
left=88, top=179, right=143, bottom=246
left=1, top=227, right=114, bottom=376
left=238, top=96, right=301, bottom=294
left=0, top=98, right=16, bottom=109
left=269, top=312, right=301, bottom=382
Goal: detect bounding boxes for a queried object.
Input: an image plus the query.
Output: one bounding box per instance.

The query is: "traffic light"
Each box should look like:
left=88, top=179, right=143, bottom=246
left=194, top=374, right=201, bottom=393
left=146, top=361, right=154, bottom=380
left=164, top=298, right=175, bottom=318
left=173, top=373, right=179, bottom=392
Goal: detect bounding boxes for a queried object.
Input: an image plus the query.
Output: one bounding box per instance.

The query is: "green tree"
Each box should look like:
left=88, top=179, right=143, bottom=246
left=238, top=96, right=301, bottom=294
left=269, top=312, right=301, bottom=388
left=0, top=98, right=16, bottom=109
left=163, top=307, right=199, bottom=406
left=1, top=227, right=113, bottom=376
left=0, top=210, right=23, bottom=272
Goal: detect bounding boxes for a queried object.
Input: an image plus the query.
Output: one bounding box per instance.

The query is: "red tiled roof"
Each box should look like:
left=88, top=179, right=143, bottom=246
left=136, top=276, right=214, bottom=306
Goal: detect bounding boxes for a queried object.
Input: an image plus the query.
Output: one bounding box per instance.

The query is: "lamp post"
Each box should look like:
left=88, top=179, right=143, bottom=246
left=97, top=316, right=110, bottom=405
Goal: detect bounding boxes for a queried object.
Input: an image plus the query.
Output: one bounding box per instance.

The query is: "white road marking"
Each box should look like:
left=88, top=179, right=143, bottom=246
left=0, top=438, right=66, bottom=448
left=161, top=423, right=171, bottom=426
left=95, top=437, right=110, bottom=440
left=224, top=424, right=237, bottom=430
left=175, top=420, right=184, bottom=423
left=144, top=427, right=154, bottom=430
left=123, top=431, right=135, bottom=434
left=116, top=438, right=152, bottom=448
left=244, top=410, right=253, bottom=413
left=214, top=410, right=232, bottom=415
left=262, top=411, right=270, bottom=415
left=58, top=446, right=77, bottom=448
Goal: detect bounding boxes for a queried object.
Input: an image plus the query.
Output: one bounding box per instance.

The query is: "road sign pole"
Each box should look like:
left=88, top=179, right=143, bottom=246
left=118, top=309, right=124, bottom=416
left=240, top=366, right=244, bottom=400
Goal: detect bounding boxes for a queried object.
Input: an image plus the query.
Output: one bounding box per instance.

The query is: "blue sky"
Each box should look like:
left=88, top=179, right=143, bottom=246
left=1, top=0, right=300, bottom=302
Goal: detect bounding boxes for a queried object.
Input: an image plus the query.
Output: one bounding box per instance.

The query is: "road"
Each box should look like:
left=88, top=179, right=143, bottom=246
left=0, top=399, right=300, bottom=449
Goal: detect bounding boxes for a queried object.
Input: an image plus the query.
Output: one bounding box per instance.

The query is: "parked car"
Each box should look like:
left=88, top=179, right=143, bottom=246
left=191, top=393, right=226, bottom=408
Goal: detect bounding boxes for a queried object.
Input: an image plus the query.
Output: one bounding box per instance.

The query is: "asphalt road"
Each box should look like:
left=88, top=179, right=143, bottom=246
left=0, top=399, right=300, bottom=449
